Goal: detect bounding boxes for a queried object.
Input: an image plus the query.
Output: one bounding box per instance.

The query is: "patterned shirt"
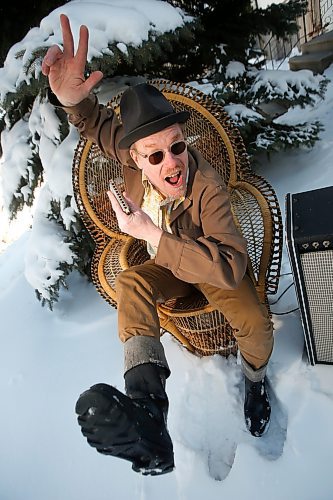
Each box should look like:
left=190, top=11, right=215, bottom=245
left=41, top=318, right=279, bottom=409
left=141, top=171, right=188, bottom=257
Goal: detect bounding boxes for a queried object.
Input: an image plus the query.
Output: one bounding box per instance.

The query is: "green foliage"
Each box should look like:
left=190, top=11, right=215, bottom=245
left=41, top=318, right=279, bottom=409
left=8, top=150, right=43, bottom=219
left=87, top=21, right=197, bottom=81
left=214, top=66, right=328, bottom=108
left=36, top=198, right=95, bottom=310
left=1, top=91, right=69, bottom=223
left=1, top=90, right=36, bottom=128
left=167, top=0, right=308, bottom=74
left=255, top=121, right=323, bottom=155
left=1, top=47, right=48, bottom=124
left=1, top=21, right=197, bottom=120
left=246, top=72, right=328, bottom=107
left=35, top=271, right=69, bottom=310
left=213, top=68, right=328, bottom=158
left=48, top=197, right=95, bottom=279
left=261, top=0, right=308, bottom=38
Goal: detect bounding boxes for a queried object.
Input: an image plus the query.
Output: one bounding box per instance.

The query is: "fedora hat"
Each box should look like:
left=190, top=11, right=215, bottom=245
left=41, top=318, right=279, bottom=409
left=118, top=83, right=190, bottom=149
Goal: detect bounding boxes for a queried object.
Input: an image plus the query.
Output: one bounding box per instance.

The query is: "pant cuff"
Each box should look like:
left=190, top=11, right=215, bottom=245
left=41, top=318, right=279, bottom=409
left=241, top=355, right=267, bottom=382
left=124, top=336, right=170, bottom=377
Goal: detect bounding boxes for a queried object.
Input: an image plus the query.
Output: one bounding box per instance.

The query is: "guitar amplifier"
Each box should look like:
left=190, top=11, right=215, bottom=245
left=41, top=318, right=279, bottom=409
left=286, top=186, right=333, bottom=365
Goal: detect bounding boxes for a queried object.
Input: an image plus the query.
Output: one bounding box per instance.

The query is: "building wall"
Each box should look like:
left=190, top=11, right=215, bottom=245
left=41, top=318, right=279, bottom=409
left=258, top=0, right=333, bottom=64
left=320, top=0, right=333, bottom=31
left=296, top=0, right=333, bottom=43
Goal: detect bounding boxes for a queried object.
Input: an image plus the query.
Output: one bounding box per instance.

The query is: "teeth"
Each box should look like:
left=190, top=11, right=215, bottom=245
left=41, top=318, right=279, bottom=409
left=165, top=171, right=180, bottom=180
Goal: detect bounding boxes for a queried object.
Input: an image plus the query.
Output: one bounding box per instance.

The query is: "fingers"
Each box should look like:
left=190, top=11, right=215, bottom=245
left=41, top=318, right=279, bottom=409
left=83, top=70, right=104, bottom=94
left=76, top=24, right=89, bottom=69
left=41, top=45, right=63, bottom=75
left=61, top=13, right=89, bottom=68
left=107, top=190, right=124, bottom=218
left=60, top=13, right=74, bottom=58
left=42, top=13, right=75, bottom=76
left=122, top=192, right=137, bottom=212
left=107, top=190, right=137, bottom=216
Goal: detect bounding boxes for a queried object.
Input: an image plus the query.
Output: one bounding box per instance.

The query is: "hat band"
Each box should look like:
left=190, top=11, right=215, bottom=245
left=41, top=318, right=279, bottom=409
left=118, top=110, right=190, bottom=150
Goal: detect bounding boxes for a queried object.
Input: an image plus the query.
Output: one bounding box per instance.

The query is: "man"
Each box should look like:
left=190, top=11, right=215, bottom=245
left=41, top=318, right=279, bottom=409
left=42, top=14, right=273, bottom=476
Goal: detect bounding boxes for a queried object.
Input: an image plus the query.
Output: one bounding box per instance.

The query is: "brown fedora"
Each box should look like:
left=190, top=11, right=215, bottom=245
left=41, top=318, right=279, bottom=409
left=118, top=83, right=190, bottom=149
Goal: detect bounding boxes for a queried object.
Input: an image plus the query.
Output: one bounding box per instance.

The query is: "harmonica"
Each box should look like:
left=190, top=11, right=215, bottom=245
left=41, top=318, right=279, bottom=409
left=109, top=179, right=131, bottom=215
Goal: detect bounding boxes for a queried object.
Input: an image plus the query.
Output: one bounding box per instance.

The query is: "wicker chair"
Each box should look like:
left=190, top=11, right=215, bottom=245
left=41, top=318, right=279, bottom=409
left=72, top=79, right=283, bottom=357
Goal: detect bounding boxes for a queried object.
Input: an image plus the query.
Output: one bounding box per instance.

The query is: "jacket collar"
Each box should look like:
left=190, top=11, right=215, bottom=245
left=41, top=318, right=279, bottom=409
left=123, top=162, right=144, bottom=206
left=169, top=152, right=196, bottom=224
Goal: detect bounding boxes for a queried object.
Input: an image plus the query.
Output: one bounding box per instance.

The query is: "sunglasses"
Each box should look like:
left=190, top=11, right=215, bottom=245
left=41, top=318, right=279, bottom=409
left=133, top=140, right=187, bottom=165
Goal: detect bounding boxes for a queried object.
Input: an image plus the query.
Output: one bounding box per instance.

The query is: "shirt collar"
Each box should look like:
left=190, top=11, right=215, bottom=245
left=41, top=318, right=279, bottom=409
left=141, top=169, right=189, bottom=208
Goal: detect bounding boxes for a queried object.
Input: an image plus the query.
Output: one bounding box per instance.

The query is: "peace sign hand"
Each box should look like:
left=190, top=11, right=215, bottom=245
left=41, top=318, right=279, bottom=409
left=41, top=14, right=103, bottom=107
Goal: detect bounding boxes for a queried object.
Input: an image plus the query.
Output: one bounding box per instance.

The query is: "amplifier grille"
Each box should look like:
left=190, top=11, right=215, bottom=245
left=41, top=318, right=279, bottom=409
left=300, top=250, right=333, bottom=363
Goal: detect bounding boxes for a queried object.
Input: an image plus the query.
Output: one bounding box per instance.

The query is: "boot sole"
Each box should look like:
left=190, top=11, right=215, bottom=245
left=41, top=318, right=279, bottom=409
left=76, top=383, right=175, bottom=475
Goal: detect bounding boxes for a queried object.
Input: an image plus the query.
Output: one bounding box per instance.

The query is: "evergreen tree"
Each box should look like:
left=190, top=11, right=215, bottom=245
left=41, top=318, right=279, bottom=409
left=166, top=0, right=327, bottom=156
left=0, top=1, right=197, bottom=308
left=214, top=60, right=326, bottom=157
left=166, top=0, right=308, bottom=79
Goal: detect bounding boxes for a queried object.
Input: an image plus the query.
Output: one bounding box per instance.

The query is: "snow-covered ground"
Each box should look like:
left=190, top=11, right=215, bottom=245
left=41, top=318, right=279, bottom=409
left=1, top=2, right=333, bottom=499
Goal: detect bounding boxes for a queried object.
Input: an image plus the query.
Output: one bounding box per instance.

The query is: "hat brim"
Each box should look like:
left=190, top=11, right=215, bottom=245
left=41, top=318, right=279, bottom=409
left=118, top=110, right=190, bottom=150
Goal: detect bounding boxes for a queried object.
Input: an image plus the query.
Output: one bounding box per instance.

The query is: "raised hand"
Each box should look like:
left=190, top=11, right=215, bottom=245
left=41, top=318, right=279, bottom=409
left=107, top=191, right=163, bottom=248
left=41, top=14, right=103, bottom=106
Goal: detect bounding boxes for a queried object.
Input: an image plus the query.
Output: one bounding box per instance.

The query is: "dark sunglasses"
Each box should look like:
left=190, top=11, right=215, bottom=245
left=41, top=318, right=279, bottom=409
left=133, top=140, right=187, bottom=165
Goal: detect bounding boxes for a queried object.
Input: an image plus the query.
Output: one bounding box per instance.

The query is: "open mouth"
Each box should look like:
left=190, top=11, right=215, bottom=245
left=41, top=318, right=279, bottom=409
left=165, top=171, right=182, bottom=186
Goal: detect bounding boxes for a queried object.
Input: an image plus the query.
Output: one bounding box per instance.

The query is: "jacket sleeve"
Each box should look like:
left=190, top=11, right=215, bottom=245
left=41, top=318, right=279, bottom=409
left=155, top=183, right=248, bottom=289
left=62, top=95, right=131, bottom=165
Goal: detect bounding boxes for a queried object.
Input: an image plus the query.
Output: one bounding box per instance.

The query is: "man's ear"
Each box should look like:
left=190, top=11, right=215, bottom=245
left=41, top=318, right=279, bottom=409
left=129, top=148, right=141, bottom=169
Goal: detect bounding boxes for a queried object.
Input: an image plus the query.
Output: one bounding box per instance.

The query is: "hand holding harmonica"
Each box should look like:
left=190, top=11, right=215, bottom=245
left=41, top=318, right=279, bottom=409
left=107, top=183, right=162, bottom=248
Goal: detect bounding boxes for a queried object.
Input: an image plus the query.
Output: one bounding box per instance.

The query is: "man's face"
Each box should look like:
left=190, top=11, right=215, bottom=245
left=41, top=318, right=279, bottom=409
left=130, top=124, right=188, bottom=199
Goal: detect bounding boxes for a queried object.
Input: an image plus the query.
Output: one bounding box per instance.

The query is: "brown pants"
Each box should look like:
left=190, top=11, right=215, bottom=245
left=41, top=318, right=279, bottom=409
left=115, top=261, right=273, bottom=370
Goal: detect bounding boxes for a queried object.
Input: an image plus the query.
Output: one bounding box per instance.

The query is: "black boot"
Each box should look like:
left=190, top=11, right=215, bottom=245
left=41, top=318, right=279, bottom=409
left=75, top=363, right=174, bottom=476
left=244, top=376, right=271, bottom=437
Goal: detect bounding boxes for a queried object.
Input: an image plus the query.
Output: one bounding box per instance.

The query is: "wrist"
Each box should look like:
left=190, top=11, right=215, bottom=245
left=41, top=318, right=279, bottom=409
left=148, top=227, right=163, bottom=248
left=47, top=87, right=77, bottom=107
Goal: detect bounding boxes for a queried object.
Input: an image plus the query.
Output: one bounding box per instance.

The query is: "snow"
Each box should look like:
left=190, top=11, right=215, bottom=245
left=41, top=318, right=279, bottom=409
left=224, top=103, right=263, bottom=126
left=249, top=68, right=326, bottom=101
left=225, top=61, right=246, bottom=79
left=0, top=119, right=34, bottom=208
left=1, top=2, right=333, bottom=499
left=256, top=0, right=285, bottom=7
left=0, top=0, right=191, bottom=301
left=23, top=185, right=74, bottom=300
left=0, top=0, right=189, bottom=102
left=1, top=95, right=78, bottom=298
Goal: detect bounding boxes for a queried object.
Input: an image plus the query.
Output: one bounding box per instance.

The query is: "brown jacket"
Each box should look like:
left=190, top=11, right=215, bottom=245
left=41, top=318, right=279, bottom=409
left=65, top=95, right=248, bottom=289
